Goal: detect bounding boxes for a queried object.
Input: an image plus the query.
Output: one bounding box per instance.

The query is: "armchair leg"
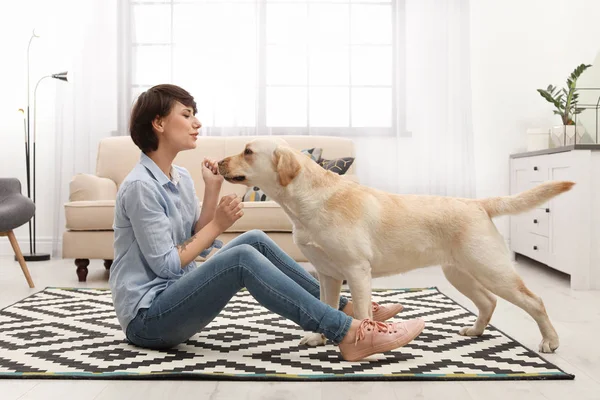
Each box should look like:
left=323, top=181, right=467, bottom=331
left=6, top=231, right=35, bottom=288
left=75, top=259, right=90, bottom=282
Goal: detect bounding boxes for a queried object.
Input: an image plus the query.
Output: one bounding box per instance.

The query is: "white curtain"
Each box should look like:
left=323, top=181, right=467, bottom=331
left=51, top=0, right=119, bottom=256
left=357, top=0, right=475, bottom=197
left=128, top=0, right=475, bottom=198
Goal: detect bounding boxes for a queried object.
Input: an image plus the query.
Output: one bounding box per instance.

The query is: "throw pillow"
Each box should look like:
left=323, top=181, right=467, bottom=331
left=301, top=147, right=323, bottom=162
left=318, top=157, right=355, bottom=175
left=242, top=186, right=270, bottom=202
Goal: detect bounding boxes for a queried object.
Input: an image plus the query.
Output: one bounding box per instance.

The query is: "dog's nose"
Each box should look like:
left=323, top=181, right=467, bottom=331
left=218, top=160, right=225, bottom=167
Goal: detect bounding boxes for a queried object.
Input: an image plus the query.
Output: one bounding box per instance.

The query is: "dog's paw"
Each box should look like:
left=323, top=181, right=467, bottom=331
left=539, top=337, right=559, bottom=353
left=459, top=326, right=484, bottom=336
left=299, top=333, right=327, bottom=347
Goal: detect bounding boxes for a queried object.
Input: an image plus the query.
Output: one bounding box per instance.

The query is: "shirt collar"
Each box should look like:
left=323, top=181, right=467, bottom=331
left=140, top=152, right=174, bottom=187
left=170, top=165, right=181, bottom=186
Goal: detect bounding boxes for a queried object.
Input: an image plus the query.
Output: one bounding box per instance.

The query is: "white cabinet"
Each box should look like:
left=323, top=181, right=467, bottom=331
left=509, top=146, right=600, bottom=290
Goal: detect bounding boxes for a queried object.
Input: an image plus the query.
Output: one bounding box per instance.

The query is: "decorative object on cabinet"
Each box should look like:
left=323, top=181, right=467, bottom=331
left=526, top=128, right=551, bottom=151
left=569, top=87, right=600, bottom=145
left=537, top=63, right=592, bottom=147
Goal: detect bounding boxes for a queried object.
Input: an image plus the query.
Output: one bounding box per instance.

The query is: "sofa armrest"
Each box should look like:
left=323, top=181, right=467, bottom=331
left=69, top=174, right=117, bottom=201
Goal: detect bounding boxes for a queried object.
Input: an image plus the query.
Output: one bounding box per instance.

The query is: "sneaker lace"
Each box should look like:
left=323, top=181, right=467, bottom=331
left=354, top=319, right=397, bottom=345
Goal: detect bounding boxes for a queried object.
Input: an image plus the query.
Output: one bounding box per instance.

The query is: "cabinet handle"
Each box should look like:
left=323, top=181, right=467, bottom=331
left=533, top=245, right=538, bottom=250
left=533, top=219, right=538, bottom=224
left=545, top=208, right=550, bottom=213
left=533, top=166, right=538, bottom=171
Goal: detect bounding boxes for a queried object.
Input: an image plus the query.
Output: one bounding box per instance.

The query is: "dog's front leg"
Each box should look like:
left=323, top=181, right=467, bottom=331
left=318, top=272, right=343, bottom=310
left=295, top=235, right=345, bottom=347
left=299, top=273, right=343, bottom=347
left=345, top=263, right=373, bottom=320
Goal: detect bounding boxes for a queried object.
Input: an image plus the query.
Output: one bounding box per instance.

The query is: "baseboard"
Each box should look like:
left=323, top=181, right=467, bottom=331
left=0, top=236, right=59, bottom=257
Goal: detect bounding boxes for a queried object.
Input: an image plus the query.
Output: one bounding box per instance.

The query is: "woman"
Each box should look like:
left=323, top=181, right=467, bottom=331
left=109, top=84, right=425, bottom=362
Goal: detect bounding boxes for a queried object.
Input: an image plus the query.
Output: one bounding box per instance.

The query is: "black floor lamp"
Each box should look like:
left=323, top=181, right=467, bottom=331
left=18, top=29, right=69, bottom=262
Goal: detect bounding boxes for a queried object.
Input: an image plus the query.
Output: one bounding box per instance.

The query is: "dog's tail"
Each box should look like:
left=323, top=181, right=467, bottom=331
left=477, top=181, right=575, bottom=218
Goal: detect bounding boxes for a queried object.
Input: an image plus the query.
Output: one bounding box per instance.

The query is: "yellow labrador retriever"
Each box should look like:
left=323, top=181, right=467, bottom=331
left=218, top=138, right=573, bottom=353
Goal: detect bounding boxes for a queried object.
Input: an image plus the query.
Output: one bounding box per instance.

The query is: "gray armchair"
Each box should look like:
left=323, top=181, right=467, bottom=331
left=0, top=178, right=35, bottom=288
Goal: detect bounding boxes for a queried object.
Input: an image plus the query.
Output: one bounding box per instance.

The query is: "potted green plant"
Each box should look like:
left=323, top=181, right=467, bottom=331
left=537, top=63, right=592, bottom=147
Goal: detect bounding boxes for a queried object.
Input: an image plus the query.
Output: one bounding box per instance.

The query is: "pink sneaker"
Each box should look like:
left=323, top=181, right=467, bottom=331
left=372, top=301, right=404, bottom=322
left=339, top=318, right=425, bottom=362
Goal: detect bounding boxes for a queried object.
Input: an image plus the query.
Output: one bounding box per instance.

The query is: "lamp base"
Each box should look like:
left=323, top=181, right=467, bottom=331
left=18, top=253, right=51, bottom=262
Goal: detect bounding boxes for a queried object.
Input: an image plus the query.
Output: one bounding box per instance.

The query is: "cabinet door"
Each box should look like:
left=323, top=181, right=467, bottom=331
left=510, top=156, right=547, bottom=258
left=545, top=152, right=577, bottom=275
left=509, top=158, right=530, bottom=255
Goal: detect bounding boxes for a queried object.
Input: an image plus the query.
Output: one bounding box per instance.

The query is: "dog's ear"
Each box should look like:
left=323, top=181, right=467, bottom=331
left=273, top=146, right=301, bottom=187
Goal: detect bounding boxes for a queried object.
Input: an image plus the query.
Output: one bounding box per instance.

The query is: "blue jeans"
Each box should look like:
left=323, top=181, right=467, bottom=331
left=126, top=230, right=352, bottom=349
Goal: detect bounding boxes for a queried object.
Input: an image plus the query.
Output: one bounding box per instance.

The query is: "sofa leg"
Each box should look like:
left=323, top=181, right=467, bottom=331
left=75, top=259, right=89, bottom=282
left=104, top=260, right=113, bottom=270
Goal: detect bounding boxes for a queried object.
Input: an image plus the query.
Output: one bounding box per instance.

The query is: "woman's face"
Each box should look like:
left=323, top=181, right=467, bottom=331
left=155, top=101, right=201, bottom=152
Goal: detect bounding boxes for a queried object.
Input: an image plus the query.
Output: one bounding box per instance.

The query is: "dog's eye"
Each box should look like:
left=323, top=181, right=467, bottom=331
left=244, top=148, right=253, bottom=156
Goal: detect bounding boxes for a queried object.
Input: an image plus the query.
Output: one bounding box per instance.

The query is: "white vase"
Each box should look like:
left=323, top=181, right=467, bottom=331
left=526, top=128, right=550, bottom=151
left=550, top=125, right=586, bottom=147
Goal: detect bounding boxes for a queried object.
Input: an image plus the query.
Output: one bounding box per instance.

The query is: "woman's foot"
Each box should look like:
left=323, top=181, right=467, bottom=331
left=342, top=301, right=404, bottom=322
left=339, top=318, right=425, bottom=362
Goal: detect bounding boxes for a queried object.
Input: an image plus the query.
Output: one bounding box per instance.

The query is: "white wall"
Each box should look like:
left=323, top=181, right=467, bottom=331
left=470, top=0, right=600, bottom=238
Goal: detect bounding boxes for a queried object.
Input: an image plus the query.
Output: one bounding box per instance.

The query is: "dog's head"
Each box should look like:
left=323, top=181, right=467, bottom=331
left=218, top=138, right=302, bottom=190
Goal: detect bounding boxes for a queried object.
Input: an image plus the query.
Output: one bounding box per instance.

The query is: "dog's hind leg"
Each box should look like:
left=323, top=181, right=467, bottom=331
left=442, top=264, right=497, bottom=336
left=457, top=231, right=559, bottom=353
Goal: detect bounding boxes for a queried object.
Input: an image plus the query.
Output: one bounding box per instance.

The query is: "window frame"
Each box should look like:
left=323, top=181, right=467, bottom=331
left=121, top=0, right=405, bottom=137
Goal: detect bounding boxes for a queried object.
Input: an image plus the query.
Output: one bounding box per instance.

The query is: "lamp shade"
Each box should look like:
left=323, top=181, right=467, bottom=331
left=51, top=71, right=69, bottom=82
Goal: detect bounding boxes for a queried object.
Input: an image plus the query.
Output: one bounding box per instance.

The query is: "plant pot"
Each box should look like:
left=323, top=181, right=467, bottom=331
left=526, top=128, right=550, bottom=151
left=550, top=125, right=586, bottom=147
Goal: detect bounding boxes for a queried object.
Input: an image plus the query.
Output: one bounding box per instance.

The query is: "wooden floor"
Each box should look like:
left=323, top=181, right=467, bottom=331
left=1, top=254, right=599, bottom=400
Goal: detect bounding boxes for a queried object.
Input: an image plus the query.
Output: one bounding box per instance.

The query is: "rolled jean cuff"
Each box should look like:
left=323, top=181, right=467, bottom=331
left=330, top=314, right=353, bottom=345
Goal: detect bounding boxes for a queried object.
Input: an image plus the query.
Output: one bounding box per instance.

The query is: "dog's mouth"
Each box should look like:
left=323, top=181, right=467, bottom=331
left=224, top=175, right=246, bottom=183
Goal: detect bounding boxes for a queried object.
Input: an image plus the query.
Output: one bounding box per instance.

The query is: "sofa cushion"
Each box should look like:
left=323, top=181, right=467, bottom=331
left=65, top=200, right=116, bottom=231
left=65, top=199, right=292, bottom=233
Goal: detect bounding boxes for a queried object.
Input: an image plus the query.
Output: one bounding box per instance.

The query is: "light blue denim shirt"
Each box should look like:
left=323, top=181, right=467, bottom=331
left=109, top=152, right=222, bottom=332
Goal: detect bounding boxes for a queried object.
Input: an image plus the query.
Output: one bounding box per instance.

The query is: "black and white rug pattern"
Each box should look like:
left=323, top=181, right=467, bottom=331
left=0, top=287, right=573, bottom=381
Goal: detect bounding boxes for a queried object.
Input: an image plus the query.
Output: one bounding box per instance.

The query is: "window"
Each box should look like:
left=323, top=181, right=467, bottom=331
left=128, top=0, right=399, bottom=135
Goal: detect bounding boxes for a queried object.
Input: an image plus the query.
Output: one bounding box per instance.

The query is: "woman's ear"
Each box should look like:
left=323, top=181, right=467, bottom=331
left=151, top=115, right=164, bottom=133
left=273, top=146, right=301, bottom=187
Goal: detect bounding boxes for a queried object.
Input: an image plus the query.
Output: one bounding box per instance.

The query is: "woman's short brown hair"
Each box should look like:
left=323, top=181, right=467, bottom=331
left=129, top=84, right=198, bottom=153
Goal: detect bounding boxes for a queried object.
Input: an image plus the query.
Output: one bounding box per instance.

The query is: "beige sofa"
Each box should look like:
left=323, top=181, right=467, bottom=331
left=63, top=135, right=357, bottom=281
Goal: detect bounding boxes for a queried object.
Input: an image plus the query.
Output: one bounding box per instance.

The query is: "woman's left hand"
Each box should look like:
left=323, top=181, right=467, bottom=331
left=202, top=157, right=224, bottom=189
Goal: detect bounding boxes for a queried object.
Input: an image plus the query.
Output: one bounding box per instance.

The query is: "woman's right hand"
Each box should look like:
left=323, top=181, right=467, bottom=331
left=214, top=194, right=244, bottom=232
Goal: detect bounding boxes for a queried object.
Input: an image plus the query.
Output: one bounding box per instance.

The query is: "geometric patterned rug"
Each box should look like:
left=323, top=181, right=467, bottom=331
left=0, top=287, right=574, bottom=381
